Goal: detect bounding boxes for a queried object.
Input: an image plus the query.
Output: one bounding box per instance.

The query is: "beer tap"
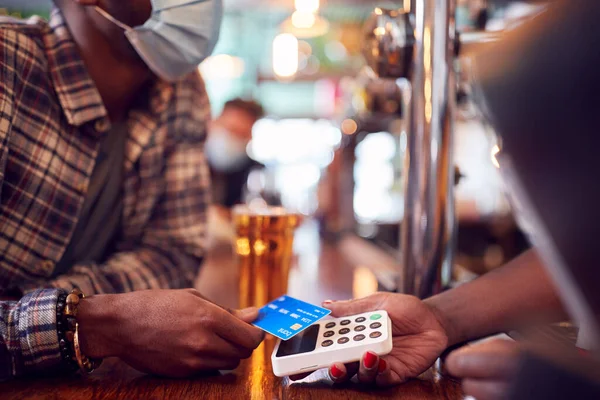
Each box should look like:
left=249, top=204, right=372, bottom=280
left=362, top=2, right=501, bottom=298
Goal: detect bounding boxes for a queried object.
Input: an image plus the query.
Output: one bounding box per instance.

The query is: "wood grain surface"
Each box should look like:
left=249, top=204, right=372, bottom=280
left=0, top=223, right=463, bottom=399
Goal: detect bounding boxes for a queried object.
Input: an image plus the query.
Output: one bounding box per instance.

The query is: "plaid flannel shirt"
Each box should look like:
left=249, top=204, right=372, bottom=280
left=0, top=10, right=210, bottom=379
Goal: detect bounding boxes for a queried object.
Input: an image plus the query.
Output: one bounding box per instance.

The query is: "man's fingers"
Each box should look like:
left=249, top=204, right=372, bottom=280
left=233, top=307, right=260, bottom=323
left=186, top=289, right=246, bottom=319
left=446, top=340, right=520, bottom=380
left=185, top=288, right=210, bottom=301
left=463, top=379, right=511, bottom=400
left=357, top=351, right=379, bottom=384
left=201, top=335, right=255, bottom=360
left=322, top=294, right=384, bottom=317
left=214, top=308, right=264, bottom=350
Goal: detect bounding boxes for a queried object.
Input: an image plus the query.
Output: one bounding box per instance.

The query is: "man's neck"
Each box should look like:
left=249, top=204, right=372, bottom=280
left=60, top=5, right=153, bottom=123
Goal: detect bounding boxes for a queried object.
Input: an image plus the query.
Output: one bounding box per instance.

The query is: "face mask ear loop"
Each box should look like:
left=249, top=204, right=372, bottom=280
left=94, top=6, right=133, bottom=32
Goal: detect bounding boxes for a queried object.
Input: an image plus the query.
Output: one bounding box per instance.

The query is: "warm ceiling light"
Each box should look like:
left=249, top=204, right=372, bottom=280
left=341, top=119, right=358, bottom=135
left=374, top=26, right=386, bottom=36
left=291, top=11, right=316, bottom=29
left=295, top=0, right=319, bottom=14
left=273, top=33, right=298, bottom=78
left=281, top=14, right=330, bottom=39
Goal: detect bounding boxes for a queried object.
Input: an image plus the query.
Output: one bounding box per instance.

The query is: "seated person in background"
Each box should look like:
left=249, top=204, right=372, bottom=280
left=206, top=98, right=265, bottom=210
left=0, top=0, right=262, bottom=380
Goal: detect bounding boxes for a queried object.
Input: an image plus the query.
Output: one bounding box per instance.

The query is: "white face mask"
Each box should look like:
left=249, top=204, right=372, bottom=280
left=205, top=128, right=249, bottom=172
left=95, top=0, right=223, bottom=82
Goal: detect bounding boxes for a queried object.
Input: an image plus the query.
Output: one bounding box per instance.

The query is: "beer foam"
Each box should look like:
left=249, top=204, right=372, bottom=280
left=232, top=204, right=290, bottom=216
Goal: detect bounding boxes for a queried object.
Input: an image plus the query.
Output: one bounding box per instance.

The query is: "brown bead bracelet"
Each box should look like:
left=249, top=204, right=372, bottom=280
left=56, top=290, right=78, bottom=372
left=57, top=288, right=103, bottom=373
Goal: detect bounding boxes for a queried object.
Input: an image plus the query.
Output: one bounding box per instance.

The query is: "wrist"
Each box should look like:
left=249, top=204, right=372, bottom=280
left=77, top=294, right=123, bottom=359
left=424, top=294, right=463, bottom=347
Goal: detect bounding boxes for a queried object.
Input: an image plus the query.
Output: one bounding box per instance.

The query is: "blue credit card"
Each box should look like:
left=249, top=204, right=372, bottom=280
left=252, top=295, right=331, bottom=340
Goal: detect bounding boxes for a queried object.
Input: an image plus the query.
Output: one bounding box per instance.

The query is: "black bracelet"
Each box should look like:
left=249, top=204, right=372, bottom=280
left=55, top=290, right=78, bottom=372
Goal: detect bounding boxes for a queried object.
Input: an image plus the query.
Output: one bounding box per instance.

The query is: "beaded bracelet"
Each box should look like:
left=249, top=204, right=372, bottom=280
left=56, top=288, right=103, bottom=373
left=56, top=290, right=79, bottom=372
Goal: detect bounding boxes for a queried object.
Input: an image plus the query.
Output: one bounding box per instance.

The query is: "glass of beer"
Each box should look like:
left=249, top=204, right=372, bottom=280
left=233, top=205, right=300, bottom=309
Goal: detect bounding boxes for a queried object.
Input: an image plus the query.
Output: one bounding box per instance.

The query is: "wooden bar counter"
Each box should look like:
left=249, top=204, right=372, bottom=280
left=0, top=223, right=462, bottom=399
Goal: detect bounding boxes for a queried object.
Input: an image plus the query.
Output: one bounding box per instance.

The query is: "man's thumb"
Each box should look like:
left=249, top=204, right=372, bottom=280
left=234, top=307, right=260, bottom=323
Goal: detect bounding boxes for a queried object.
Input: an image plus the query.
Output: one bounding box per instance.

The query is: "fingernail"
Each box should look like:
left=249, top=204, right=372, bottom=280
left=577, top=347, right=590, bottom=357
left=364, top=351, right=378, bottom=369
left=378, top=358, right=387, bottom=373
left=330, top=363, right=344, bottom=379
left=322, top=300, right=336, bottom=308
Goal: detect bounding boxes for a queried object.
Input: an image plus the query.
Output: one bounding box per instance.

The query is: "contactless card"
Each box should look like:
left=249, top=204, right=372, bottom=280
left=252, top=295, right=331, bottom=340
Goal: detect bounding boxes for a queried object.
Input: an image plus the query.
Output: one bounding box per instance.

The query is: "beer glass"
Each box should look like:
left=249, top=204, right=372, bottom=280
left=233, top=206, right=300, bottom=309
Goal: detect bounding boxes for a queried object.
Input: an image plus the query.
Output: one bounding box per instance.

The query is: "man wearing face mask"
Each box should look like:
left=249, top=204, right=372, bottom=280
left=206, top=98, right=265, bottom=209
left=0, top=0, right=263, bottom=380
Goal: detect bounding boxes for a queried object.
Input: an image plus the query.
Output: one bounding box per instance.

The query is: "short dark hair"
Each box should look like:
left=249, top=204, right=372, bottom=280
left=223, top=98, right=265, bottom=121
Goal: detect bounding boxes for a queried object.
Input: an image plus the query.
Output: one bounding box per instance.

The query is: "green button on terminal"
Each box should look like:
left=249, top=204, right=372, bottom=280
left=370, top=313, right=382, bottom=320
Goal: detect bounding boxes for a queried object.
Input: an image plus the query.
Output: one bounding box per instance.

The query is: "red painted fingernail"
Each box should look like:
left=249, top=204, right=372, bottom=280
left=330, top=364, right=344, bottom=379
left=364, top=351, right=378, bottom=369
left=323, top=300, right=334, bottom=305
left=378, top=358, right=387, bottom=373
left=577, top=347, right=590, bottom=357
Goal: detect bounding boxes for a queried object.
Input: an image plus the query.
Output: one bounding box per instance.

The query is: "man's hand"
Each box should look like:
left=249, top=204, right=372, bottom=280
left=78, top=289, right=264, bottom=377
left=297, top=292, right=448, bottom=386
left=446, top=339, right=521, bottom=400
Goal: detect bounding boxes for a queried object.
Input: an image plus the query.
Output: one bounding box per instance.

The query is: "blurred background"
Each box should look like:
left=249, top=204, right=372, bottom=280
left=2, top=0, right=545, bottom=278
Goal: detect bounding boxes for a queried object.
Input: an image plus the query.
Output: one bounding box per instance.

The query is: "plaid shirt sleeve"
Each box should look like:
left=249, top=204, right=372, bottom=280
left=1, top=22, right=63, bottom=380
left=35, top=76, right=211, bottom=296
left=1, top=290, right=62, bottom=380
